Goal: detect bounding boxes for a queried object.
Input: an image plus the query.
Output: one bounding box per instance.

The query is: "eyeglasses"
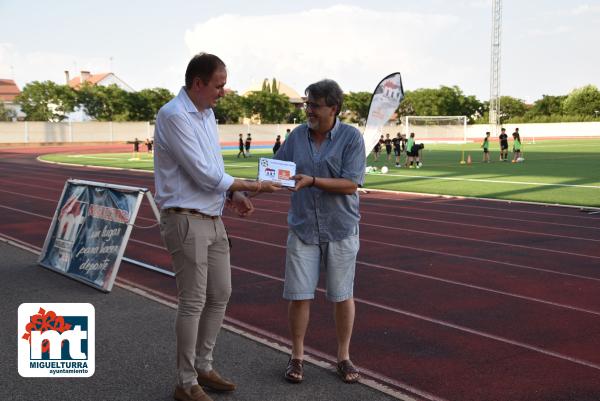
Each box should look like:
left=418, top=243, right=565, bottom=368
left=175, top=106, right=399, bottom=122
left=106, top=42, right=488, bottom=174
left=303, top=101, right=329, bottom=110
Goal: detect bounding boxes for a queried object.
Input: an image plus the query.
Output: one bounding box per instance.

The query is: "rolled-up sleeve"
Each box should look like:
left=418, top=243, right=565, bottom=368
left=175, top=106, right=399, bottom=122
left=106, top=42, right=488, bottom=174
left=341, top=131, right=366, bottom=186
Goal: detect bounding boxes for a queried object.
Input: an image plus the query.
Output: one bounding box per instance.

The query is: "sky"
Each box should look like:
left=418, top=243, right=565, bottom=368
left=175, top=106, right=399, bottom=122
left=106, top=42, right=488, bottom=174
left=1, top=0, right=599, bottom=103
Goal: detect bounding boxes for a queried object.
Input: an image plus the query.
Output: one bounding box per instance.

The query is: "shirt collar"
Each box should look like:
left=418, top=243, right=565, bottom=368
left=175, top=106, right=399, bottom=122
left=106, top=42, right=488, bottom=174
left=308, top=117, right=340, bottom=141
left=178, top=87, right=211, bottom=118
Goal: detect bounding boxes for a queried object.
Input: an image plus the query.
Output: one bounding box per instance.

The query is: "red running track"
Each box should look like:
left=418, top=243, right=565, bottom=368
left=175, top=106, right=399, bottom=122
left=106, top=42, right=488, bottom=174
left=1, top=145, right=600, bottom=401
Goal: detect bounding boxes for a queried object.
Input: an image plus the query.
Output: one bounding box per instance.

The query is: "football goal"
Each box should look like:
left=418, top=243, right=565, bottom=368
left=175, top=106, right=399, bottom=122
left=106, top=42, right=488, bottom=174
left=403, top=116, right=467, bottom=143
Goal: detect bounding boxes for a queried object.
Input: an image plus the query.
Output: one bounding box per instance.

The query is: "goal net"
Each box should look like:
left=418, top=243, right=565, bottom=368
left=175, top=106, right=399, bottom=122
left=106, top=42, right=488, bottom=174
left=404, top=116, right=467, bottom=143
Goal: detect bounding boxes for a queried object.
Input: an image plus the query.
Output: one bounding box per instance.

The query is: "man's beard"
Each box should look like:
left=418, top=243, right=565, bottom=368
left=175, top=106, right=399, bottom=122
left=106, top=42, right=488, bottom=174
left=307, top=117, right=319, bottom=131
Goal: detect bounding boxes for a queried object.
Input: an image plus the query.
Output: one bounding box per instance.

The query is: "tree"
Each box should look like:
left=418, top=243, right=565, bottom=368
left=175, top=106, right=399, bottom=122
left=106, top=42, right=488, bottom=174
left=244, top=91, right=292, bottom=123
left=16, top=81, right=77, bottom=121
left=527, top=95, right=566, bottom=117
left=498, top=96, right=528, bottom=123
left=137, top=88, right=174, bottom=120
left=286, top=106, right=306, bottom=124
left=0, top=102, right=15, bottom=121
left=563, top=85, right=600, bottom=116
left=343, top=92, right=371, bottom=123
left=121, top=88, right=174, bottom=121
left=77, top=84, right=129, bottom=121
left=398, top=86, right=483, bottom=123
left=214, top=92, right=245, bottom=123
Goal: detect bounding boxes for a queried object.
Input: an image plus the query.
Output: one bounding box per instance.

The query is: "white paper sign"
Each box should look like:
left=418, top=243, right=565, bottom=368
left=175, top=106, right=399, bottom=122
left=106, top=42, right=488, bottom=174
left=257, top=158, right=296, bottom=187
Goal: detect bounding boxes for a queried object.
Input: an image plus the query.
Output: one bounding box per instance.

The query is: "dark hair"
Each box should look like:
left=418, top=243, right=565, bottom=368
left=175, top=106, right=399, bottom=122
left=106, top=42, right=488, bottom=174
left=185, top=53, right=226, bottom=89
left=305, top=79, right=344, bottom=116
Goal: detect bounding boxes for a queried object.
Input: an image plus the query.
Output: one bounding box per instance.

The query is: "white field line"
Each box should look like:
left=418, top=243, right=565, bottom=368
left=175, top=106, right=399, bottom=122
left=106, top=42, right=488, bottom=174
left=66, top=155, right=129, bottom=161
left=6, top=164, right=599, bottom=223
left=365, top=171, right=600, bottom=189
left=5, top=155, right=600, bottom=213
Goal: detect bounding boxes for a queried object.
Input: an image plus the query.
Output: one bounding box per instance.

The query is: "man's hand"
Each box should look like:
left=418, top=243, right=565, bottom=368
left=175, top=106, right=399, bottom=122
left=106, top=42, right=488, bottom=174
left=291, top=174, right=313, bottom=192
left=259, top=180, right=282, bottom=193
left=247, top=180, right=282, bottom=197
left=226, top=191, right=255, bottom=217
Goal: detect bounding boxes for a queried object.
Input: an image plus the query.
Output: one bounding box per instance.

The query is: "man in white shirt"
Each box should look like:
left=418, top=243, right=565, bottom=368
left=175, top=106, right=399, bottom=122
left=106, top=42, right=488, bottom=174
left=154, top=53, right=279, bottom=401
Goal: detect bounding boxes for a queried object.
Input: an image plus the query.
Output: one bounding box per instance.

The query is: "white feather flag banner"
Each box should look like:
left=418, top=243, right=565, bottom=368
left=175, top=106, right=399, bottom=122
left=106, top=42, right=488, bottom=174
left=363, top=73, right=404, bottom=159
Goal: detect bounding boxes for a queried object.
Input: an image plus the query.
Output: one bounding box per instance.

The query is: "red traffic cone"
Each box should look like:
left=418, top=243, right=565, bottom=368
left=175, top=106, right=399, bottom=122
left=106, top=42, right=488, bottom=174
left=466, top=154, right=472, bottom=165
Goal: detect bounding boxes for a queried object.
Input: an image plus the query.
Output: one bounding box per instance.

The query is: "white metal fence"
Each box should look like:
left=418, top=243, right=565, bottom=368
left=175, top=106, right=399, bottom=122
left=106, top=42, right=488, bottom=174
left=0, top=121, right=598, bottom=145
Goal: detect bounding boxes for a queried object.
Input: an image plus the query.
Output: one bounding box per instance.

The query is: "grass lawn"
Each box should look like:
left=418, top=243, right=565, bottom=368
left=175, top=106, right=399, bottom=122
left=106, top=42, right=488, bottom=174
left=39, top=138, right=600, bottom=207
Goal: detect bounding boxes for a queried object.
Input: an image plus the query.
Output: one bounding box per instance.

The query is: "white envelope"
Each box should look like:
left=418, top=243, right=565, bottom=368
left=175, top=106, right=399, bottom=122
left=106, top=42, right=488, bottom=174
left=257, top=157, right=296, bottom=187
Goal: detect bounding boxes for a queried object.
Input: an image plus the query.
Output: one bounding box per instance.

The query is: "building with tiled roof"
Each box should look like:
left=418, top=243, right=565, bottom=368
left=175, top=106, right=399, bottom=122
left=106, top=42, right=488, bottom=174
left=66, top=70, right=134, bottom=92
left=64, top=71, right=134, bottom=121
left=0, top=79, right=20, bottom=102
left=0, top=79, right=24, bottom=120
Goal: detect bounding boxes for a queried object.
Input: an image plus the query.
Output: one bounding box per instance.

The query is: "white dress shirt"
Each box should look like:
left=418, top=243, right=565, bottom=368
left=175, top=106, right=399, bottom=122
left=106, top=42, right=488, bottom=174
left=153, top=87, right=234, bottom=216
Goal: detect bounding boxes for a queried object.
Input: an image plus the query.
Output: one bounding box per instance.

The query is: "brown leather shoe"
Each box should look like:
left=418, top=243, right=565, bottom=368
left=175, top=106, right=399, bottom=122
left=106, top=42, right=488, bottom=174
left=173, top=384, right=213, bottom=401
left=196, top=369, right=236, bottom=392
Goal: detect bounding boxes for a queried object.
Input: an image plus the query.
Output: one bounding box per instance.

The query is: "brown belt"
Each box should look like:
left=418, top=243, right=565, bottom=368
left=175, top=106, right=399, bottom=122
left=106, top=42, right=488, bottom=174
left=162, top=207, right=219, bottom=219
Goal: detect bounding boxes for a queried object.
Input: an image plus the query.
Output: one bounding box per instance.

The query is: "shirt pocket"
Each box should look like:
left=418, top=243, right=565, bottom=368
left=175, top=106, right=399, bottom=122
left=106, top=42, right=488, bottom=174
left=325, top=156, right=342, bottom=178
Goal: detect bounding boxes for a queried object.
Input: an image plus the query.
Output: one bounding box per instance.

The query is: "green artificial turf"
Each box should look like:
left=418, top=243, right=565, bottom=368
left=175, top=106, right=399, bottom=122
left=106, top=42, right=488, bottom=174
left=39, top=139, right=600, bottom=207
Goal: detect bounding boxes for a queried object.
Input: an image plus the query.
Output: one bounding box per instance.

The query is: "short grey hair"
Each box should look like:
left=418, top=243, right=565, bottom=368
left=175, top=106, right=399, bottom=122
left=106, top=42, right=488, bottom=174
left=305, top=79, right=344, bottom=116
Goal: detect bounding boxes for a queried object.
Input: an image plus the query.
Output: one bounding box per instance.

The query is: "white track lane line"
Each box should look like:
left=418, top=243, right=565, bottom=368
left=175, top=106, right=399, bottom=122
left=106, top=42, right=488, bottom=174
left=3, top=212, right=600, bottom=374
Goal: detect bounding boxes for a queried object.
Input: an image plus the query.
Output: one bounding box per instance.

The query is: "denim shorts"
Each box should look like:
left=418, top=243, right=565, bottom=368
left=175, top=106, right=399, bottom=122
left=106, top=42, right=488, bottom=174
left=283, top=230, right=359, bottom=302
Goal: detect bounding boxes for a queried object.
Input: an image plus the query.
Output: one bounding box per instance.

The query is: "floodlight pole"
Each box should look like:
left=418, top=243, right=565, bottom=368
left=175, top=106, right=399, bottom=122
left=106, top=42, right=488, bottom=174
left=489, top=0, right=502, bottom=136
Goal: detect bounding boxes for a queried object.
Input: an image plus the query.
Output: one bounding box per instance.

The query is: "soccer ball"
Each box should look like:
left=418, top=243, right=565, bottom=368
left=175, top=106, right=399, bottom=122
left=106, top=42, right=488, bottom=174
left=517, top=157, right=525, bottom=163
left=381, top=166, right=389, bottom=174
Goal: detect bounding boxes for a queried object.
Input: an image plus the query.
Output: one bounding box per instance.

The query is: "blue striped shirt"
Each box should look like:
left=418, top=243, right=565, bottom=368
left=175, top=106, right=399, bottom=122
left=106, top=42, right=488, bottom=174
left=275, top=119, right=366, bottom=244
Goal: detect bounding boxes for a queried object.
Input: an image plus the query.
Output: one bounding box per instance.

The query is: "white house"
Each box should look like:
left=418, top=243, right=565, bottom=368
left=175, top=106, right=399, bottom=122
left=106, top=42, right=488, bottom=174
left=65, top=70, right=134, bottom=121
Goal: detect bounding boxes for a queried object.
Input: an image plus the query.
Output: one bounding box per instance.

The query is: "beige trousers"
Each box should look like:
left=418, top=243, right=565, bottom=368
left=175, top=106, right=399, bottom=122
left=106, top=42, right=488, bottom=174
left=160, top=212, right=231, bottom=387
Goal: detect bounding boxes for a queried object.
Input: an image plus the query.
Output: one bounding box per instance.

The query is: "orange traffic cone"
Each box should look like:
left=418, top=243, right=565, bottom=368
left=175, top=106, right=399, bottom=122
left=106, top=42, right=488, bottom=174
left=466, top=154, right=472, bottom=165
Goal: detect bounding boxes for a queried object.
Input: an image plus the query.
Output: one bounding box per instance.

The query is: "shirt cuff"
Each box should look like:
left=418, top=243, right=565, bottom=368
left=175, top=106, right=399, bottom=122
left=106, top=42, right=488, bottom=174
left=216, top=172, right=235, bottom=194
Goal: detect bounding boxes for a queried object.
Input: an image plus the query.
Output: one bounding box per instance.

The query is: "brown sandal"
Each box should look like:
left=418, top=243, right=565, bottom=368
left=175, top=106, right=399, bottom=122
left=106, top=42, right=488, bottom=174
left=337, top=360, right=360, bottom=383
left=285, top=358, right=304, bottom=383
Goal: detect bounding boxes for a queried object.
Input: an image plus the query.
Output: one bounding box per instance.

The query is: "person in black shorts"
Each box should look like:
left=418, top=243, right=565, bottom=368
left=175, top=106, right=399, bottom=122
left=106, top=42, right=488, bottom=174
left=132, top=137, right=141, bottom=153
left=145, top=138, right=154, bottom=153
left=273, top=134, right=282, bottom=154
left=384, top=133, right=393, bottom=161
left=245, top=133, right=252, bottom=157
left=373, top=134, right=383, bottom=161
left=392, top=132, right=402, bottom=167
left=499, top=128, right=508, bottom=161
left=237, top=133, right=246, bottom=158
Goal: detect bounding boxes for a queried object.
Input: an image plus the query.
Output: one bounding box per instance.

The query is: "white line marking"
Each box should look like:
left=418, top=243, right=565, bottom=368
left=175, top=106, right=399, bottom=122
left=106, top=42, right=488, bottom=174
left=365, top=172, right=600, bottom=189
left=230, top=265, right=600, bottom=371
